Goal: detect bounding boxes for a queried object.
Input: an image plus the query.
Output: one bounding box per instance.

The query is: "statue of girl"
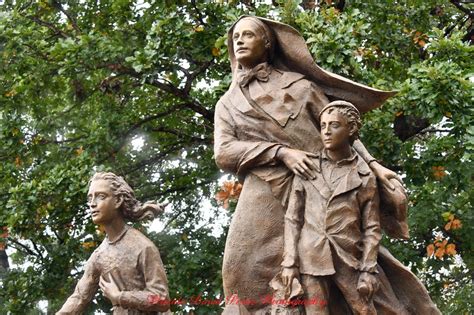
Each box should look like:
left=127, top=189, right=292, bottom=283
left=57, top=172, right=170, bottom=314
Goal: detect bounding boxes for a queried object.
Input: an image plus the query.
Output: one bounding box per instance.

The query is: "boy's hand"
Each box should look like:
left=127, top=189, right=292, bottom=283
left=357, top=272, right=379, bottom=302
left=281, top=267, right=299, bottom=288
left=277, top=147, right=318, bottom=180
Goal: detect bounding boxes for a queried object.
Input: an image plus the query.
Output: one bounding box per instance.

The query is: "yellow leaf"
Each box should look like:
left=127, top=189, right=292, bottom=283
left=76, top=146, right=84, bottom=156
left=432, top=166, right=446, bottom=180
left=4, top=89, right=17, bottom=97
left=426, top=244, right=435, bottom=257
left=395, top=111, right=403, bottom=117
left=451, top=219, right=462, bottom=230
left=15, top=156, right=22, bottom=167
left=215, top=181, right=242, bottom=209
left=435, top=247, right=445, bottom=259
left=444, top=221, right=452, bottom=231
left=194, top=25, right=204, bottom=32
left=445, top=243, right=456, bottom=256
left=211, top=47, right=220, bottom=57
left=82, top=241, right=96, bottom=249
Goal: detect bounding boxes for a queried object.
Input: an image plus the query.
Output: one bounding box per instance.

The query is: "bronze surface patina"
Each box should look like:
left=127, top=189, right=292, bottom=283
left=215, top=16, right=441, bottom=314
left=57, top=172, right=170, bottom=315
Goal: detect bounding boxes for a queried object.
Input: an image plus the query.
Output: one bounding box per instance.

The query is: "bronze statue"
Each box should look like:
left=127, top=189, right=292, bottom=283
left=281, top=101, right=440, bottom=314
left=57, top=172, right=170, bottom=314
left=214, top=16, right=440, bottom=314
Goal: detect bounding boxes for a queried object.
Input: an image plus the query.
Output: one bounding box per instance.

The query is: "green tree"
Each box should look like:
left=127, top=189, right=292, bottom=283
left=0, top=1, right=472, bottom=314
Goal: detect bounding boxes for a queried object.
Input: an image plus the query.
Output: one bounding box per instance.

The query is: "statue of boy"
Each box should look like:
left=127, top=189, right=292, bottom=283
left=281, top=101, right=440, bottom=314
left=57, top=172, right=170, bottom=314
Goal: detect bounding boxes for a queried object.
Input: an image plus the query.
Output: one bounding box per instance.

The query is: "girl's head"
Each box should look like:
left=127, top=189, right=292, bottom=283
left=89, top=172, right=165, bottom=222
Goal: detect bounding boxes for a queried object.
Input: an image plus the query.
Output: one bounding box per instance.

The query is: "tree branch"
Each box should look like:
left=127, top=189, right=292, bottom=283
left=190, top=0, right=206, bottom=25
left=51, top=0, right=82, bottom=33
left=150, top=126, right=211, bottom=144
left=27, top=16, right=69, bottom=39
left=449, top=0, right=474, bottom=19
left=111, top=64, right=215, bottom=122
left=7, top=237, right=39, bottom=258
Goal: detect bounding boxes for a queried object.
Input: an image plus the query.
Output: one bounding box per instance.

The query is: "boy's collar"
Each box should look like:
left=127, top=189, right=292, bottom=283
left=321, top=148, right=358, bottom=166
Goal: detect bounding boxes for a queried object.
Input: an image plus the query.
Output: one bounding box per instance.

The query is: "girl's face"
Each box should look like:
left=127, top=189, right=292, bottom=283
left=232, top=19, right=268, bottom=69
left=87, top=179, right=121, bottom=225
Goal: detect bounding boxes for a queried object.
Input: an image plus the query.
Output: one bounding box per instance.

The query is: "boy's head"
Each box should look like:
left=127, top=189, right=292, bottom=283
left=319, top=101, right=361, bottom=150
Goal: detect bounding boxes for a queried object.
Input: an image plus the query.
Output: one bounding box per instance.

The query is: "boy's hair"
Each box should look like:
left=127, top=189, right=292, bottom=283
left=319, top=101, right=362, bottom=144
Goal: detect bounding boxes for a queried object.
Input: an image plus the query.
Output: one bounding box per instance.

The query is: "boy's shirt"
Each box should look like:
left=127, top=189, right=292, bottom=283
left=282, top=149, right=381, bottom=276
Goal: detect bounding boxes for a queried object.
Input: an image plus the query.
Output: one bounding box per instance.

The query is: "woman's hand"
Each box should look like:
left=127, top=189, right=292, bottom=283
left=369, top=161, right=403, bottom=190
left=100, top=276, right=121, bottom=306
left=277, top=147, right=318, bottom=180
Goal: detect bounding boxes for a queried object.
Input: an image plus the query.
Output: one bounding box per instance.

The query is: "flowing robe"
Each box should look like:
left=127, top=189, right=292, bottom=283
left=215, top=69, right=331, bottom=311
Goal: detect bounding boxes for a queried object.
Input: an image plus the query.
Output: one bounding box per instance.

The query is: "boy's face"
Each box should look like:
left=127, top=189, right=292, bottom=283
left=320, top=110, right=352, bottom=151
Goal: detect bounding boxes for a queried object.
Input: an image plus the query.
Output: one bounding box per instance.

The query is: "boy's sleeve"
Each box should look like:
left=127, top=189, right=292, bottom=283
left=359, top=174, right=382, bottom=273
left=282, top=178, right=305, bottom=268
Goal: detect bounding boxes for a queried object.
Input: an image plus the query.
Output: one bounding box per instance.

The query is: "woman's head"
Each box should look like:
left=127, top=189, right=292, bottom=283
left=231, top=17, right=275, bottom=69
left=89, top=172, right=165, bottom=222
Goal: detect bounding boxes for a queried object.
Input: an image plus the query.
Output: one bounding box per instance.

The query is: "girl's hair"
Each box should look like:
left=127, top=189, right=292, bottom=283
left=90, top=172, right=165, bottom=222
left=319, top=100, right=362, bottom=144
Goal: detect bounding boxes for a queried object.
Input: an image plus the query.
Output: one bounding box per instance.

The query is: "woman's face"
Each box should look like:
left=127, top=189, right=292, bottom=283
left=87, top=179, right=121, bottom=225
left=232, top=19, right=268, bottom=69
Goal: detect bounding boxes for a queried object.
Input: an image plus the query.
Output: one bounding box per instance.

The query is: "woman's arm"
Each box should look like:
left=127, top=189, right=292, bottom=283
left=214, top=101, right=284, bottom=175
left=353, top=140, right=402, bottom=190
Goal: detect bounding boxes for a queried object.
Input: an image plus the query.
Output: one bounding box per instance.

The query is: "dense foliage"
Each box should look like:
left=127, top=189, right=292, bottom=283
left=0, top=1, right=472, bottom=314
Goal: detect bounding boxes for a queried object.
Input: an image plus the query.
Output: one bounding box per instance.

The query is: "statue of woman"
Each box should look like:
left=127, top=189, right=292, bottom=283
left=215, top=16, right=439, bottom=314
left=57, top=172, right=170, bottom=314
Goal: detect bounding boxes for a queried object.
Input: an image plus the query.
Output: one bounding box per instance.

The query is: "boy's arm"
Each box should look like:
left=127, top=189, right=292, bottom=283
left=281, top=178, right=305, bottom=288
left=359, top=174, right=382, bottom=273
